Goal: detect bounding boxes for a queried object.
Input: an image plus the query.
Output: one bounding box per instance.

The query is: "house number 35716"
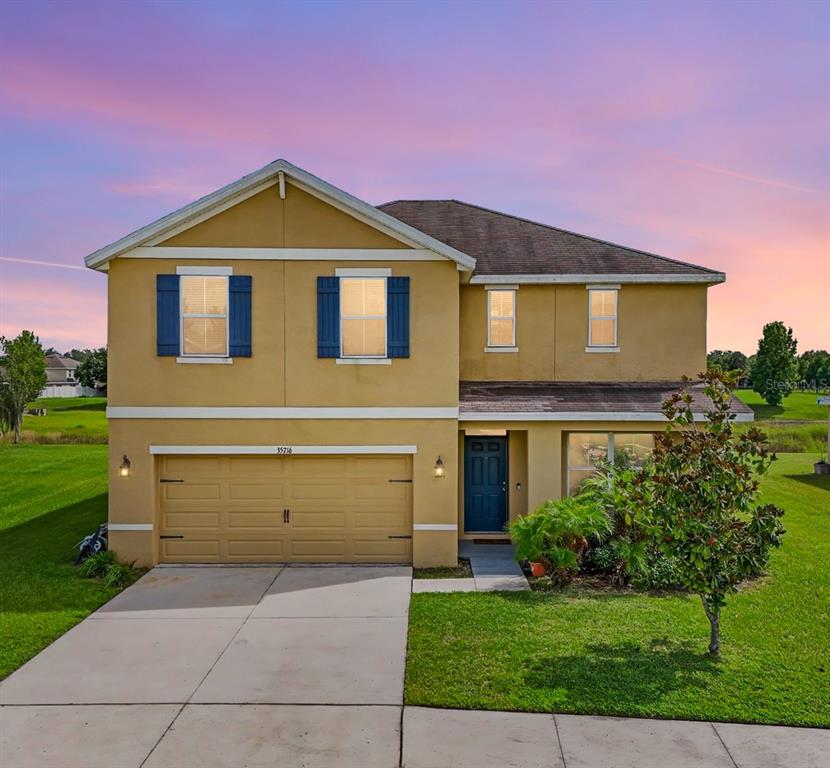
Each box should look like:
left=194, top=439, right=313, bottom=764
left=275, top=446, right=293, bottom=455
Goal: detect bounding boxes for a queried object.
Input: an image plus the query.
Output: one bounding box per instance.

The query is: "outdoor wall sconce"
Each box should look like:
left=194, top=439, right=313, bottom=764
left=118, top=455, right=131, bottom=478
left=434, top=456, right=445, bottom=479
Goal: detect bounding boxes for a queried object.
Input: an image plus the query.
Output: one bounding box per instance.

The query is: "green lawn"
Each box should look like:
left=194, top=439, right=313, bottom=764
left=736, top=389, right=828, bottom=421
left=406, top=453, right=830, bottom=726
left=13, top=396, right=108, bottom=443
left=0, top=444, right=124, bottom=679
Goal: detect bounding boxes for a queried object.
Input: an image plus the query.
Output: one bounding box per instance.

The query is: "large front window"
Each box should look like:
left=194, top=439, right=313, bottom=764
left=566, top=432, right=653, bottom=495
left=181, top=275, right=229, bottom=356
left=340, top=277, right=387, bottom=357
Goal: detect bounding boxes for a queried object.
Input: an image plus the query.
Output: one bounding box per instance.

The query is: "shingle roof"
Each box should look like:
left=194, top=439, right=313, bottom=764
left=459, top=381, right=753, bottom=418
left=45, top=354, right=79, bottom=371
left=379, top=200, right=723, bottom=279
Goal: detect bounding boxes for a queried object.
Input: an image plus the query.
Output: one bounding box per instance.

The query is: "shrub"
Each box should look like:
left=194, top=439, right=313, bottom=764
left=77, top=550, right=117, bottom=578
left=103, top=562, right=136, bottom=588
left=633, top=552, right=683, bottom=591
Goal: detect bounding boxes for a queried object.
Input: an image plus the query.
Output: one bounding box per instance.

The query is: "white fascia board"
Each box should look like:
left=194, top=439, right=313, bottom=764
left=85, top=159, right=476, bottom=272
left=108, top=406, right=459, bottom=419
left=459, top=411, right=755, bottom=423
left=469, top=273, right=726, bottom=285
left=149, top=444, right=418, bottom=455
left=123, top=247, right=443, bottom=261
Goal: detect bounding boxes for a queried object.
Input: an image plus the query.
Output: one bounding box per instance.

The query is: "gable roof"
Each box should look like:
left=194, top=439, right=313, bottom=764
left=84, top=160, right=476, bottom=272
left=379, top=200, right=725, bottom=284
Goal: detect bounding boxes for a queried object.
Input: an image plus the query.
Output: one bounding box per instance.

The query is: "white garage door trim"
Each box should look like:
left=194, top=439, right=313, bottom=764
left=149, top=444, right=418, bottom=455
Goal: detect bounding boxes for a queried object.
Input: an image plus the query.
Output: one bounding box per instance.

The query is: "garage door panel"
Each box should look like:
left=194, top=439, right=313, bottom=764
left=161, top=539, right=221, bottom=560
left=290, top=511, right=347, bottom=529
left=290, top=538, right=347, bottom=558
left=353, top=539, right=410, bottom=559
left=159, top=454, right=412, bottom=563
left=164, top=483, right=222, bottom=500
left=227, top=539, right=284, bottom=558
left=228, top=482, right=285, bottom=500
left=228, top=511, right=283, bottom=529
left=164, top=511, right=221, bottom=529
left=163, top=457, right=224, bottom=475
left=290, top=482, right=346, bottom=500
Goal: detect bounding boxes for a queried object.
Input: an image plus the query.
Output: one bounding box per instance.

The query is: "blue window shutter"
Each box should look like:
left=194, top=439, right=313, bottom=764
left=387, top=276, right=410, bottom=358
left=317, top=276, right=340, bottom=357
left=229, top=275, right=252, bottom=357
left=156, top=275, right=180, bottom=356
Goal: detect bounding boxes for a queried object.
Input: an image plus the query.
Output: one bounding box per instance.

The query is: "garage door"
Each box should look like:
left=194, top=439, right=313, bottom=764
left=158, top=454, right=412, bottom=563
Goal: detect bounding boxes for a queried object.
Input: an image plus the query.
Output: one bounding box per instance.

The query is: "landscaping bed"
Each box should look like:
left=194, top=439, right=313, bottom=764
left=414, top=558, right=472, bottom=579
left=405, top=454, right=830, bottom=726
left=0, top=444, right=134, bottom=678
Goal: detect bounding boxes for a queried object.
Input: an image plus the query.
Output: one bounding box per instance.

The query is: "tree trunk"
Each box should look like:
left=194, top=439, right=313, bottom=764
left=13, top=412, right=21, bottom=444
left=700, top=595, right=720, bottom=655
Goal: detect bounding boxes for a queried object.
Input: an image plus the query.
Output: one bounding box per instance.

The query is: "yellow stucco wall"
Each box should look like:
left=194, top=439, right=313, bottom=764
left=460, top=284, right=708, bottom=381
left=160, top=182, right=406, bottom=249
left=107, top=257, right=458, bottom=407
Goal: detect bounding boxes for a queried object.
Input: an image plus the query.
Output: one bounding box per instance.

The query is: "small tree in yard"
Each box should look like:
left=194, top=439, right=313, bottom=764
left=0, top=331, right=47, bottom=443
left=751, top=321, right=798, bottom=406
left=644, top=371, right=785, bottom=654
left=76, top=347, right=107, bottom=390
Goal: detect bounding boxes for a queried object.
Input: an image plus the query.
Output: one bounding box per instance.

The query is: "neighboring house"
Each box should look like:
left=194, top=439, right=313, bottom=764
left=84, top=159, right=751, bottom=568
left=41, top=354, right=99, bottom=398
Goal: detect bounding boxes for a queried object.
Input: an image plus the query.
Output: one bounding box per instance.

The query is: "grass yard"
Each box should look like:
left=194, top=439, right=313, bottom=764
left=406, top=453, right=830, bottom=726
left=735, top=389, right=828, bottom=421
left=9, top=396, right=108, bottom=443
left=0, top=444, right=126, bottom=679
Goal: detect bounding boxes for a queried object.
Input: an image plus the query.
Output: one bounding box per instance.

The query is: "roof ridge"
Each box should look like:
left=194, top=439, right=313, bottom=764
left=380, top=199, right=720, bottom=275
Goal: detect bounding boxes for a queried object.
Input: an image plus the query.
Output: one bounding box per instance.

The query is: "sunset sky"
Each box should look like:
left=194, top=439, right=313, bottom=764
left=1, top=0, right=828, bottom=354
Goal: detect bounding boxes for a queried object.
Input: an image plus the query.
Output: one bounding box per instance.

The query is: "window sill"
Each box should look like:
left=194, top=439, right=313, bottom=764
left=336, top=357, right=392, bottom=365
left=585, top=346, right=620, bottom=353
left=484, top=346, right=518, bottom=353
left=176, top=357, right=233, bottom=364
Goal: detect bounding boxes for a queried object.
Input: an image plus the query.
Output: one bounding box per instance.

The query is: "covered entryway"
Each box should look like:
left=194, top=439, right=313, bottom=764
left=158, top=454, right=412, bottom=563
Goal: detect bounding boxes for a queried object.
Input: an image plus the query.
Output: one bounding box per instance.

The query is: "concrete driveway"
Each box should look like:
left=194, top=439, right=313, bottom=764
left=2, top=565, right=828, bottom=767
left=1, top=565, right=409, bottom=767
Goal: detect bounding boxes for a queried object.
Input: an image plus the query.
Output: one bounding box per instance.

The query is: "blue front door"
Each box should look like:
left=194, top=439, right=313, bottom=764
left=464, top=436, right=508, bottom=532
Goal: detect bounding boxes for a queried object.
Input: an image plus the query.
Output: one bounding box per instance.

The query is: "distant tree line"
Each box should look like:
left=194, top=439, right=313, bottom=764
left=708, top=321, right=830, bottom=406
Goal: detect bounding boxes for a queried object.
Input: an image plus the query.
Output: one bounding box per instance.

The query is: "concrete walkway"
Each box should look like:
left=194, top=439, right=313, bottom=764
left=1, top=565, right=827, bottom=767
left=414, top=540, right=529, bottom=593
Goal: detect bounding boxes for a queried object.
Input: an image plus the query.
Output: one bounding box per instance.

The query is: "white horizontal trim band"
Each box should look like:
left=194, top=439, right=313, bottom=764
left=413, top=524, right=458, bottom=531
left=126, top=247, right=442, bottom=262
left=109, top=406, right=459, bottom=420
left=485, top=284, right=518, bottom=291
left=109, top=524, right=153, bottom=531
left=335, top=358, right=392, bottom=365
left=484, top=346, right=518, bottom=353
left=149, top=444, right=418, bottom=455
left=335, top=267, right=392, bottom=276
left=459, top=411, right=754, bottom=423
left=176, top=265, right=233, bottom=275
left=584, top=347, right=620, bottom=353
left=176, top=357, right=233, bottom=365
left=470, top=273, right=725, bottom=285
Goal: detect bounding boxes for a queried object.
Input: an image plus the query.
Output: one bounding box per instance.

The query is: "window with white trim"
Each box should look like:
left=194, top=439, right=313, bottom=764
left=588, top=288, right=618, bottom=347
left=180, top=275, right=229, bottom=356
left=340, top=277, right=387, bottom=357
left=566, top=432, right=653, bottom=495
left=487, top=289, right=516, bottom=347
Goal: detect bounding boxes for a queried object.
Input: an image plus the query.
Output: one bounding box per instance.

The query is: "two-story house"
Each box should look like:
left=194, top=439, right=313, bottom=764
left=85, top=159, right=751, bottom=568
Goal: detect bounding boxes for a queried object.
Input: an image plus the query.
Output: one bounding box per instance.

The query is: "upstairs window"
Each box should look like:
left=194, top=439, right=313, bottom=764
left=180, top=275, right=229, bottom=356
left=340, top=277, right=387, bottom=357
left=487, top=289, right=516, bottom=348
left=588, top=288, right=618, bottom=348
